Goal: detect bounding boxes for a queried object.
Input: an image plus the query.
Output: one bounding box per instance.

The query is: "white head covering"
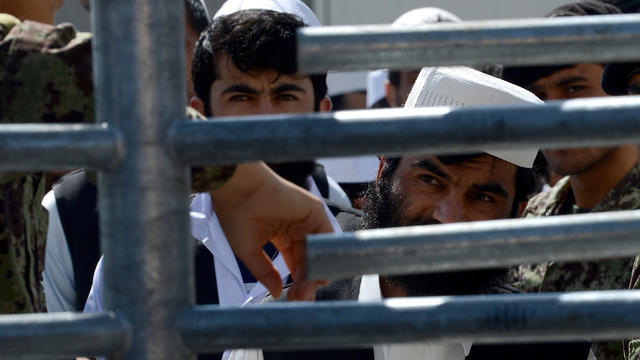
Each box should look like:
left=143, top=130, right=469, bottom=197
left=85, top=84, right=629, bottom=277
left=366, top=8, right=462, bottom=108
left=324, top=71, right=377, bottom=183
left=214, top=0, right=321, bottom=26
left=326, top=71, right=368, bottom=97
left=391, top=7, right=461, bottom=27
left=366, top=69, right=389, bottom=108
left=405, top=66, right=542, bottom=168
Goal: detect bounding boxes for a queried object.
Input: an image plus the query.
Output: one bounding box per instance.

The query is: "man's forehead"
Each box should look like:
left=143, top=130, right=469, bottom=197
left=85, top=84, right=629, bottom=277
left=529, top=64, right=601, bottom=87
left=404, top=154, right=516, bottom=178
left=215, top=54, right=309, bottom=85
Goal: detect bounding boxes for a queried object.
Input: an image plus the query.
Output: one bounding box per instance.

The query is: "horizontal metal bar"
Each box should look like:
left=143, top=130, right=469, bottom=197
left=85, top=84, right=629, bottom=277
left=181, top=290, right=640, bottom=351
left=172, top=96, right=640, bottom=164
left=298, top=14, right=640, bottom=72
left=0, top=311, right=131, bottom=359
left=307, top=210, right=640, bottom=280
left=0, top=124, right=123, bottom=171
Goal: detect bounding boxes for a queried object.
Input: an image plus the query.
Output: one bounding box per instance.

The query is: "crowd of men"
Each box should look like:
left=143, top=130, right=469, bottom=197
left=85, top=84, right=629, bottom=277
left=2, top=0, right=640, bottom=359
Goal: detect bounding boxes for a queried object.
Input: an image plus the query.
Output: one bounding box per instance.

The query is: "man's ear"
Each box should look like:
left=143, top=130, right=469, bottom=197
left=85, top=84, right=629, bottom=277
left=384, top=81, right=397, bottom=108
left=319, top=96, right=332, bottom=112
left=190, top=96, right=206, bottom=116
left=517, top=200, right=529, bottom=217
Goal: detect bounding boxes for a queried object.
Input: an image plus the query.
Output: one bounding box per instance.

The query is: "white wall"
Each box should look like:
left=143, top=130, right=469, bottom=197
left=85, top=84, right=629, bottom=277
left=313, top=0, right=573, bottom=25
left=57, top=0, right=578, bottom=32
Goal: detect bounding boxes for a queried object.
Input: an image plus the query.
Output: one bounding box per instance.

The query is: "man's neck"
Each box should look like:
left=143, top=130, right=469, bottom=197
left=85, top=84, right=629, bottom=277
left=570, top=145, right=640, bottom=209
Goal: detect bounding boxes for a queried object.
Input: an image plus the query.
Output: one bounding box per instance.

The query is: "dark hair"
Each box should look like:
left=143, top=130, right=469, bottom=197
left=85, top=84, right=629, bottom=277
left=502, top=1, right=621, bottom=88
left=184, top=0, right=211, bottom=34
left=381, top=154, right=538, bottom=217
left=192, top=9, right=327, bottom=115
left=388, top=71, right=401, bottom=87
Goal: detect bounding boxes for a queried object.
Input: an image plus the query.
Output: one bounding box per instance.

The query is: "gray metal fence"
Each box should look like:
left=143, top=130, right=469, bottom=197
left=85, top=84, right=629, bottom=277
left=2, top=1, right=640, bottom=359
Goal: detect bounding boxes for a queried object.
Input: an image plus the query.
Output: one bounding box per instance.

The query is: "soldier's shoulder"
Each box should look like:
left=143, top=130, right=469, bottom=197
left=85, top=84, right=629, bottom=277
left=1, top=19, right=94, bottom=124
left=1, top=19, right=90, bottom=49
left=523, top=176, right=571, bottom=217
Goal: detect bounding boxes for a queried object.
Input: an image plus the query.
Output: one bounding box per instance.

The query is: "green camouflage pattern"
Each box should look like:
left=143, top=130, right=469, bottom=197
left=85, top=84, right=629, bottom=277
left=508, top=162, right=640, bottom=360
left=0, top=18, right=93, bottom=314
left=187, top=106, right=236, bottom=193
left=0, top=17, right=233, bottom=314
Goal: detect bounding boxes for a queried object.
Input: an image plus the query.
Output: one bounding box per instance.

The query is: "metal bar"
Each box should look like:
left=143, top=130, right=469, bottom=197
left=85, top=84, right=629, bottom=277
left=0, top=311, right=130, bottom=359
left=0, top=124, right=122, bottom=171
left=298, top=14, right=640, bottom=72
left=172, top=96, right=640, bottom=164
left=181, top=290, right=640, bottom=351
left=308, top=209, right=640, bottom=280
left=92, top=0, right=193, bottom=359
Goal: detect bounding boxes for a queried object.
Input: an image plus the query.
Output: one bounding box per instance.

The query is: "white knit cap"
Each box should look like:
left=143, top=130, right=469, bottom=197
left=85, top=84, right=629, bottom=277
left=366, top=8, right=462, bottom=108
left=405, top=66, right=542, bottom=168
left=327, top=71, right=368, bottom=97
left=214, top=0, right=321, bottom=26
left=391, top=7, right=461, bottom=27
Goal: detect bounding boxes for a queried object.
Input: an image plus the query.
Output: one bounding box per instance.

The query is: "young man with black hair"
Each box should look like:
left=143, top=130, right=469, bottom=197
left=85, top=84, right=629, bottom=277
left=502, top=2, right=640, bottom=359
left=186, top=8, right=362, bottom=307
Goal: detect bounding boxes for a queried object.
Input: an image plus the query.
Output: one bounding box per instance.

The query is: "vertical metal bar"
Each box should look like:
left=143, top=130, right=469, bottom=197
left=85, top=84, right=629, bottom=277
left=91, top=0, right=193, bottom=359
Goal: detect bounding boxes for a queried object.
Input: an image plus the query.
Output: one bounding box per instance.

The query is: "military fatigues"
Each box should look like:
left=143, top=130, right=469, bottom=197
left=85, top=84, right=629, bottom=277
left=0, top=15, right=233, bottom=314
left=509, top=162, right=640, bottom=360
left=0, top=16, right=94, bottom=314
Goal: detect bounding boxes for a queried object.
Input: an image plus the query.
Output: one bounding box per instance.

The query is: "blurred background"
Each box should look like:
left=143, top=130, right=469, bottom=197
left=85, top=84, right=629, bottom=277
left=56, top=0, right=640, bottom=32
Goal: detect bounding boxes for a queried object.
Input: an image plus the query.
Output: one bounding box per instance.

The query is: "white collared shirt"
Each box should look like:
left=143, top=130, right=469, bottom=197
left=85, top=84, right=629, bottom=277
left=84, top=177, right=342, bottom=360
left=359, top=274, right=472, bottom=360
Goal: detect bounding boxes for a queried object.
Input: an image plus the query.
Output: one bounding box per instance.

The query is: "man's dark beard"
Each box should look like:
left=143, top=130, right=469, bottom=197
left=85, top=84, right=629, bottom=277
left=267, top=161, right=316, bottom=189
left=362, top=177, right=509, bottom=297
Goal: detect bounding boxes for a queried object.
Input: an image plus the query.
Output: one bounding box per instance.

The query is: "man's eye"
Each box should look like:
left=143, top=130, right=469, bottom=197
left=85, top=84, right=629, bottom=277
left=419, top=174, right=440, bottom=186
left=567, top=85, right=586, bottom=93
left=229, top=94, right=250, bottom=102
left=277, top=94, right=297, bottom=101
left=473, top=192, right=495, bottom=203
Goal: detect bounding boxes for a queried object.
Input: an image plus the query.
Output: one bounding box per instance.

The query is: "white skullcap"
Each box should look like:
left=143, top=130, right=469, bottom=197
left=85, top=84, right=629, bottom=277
left=318, top=156, right=380, bottom=183
left=405, top=67, right=542, bottom=168
left=365, top=8, right=462, bottom=108
left=366, top=69, right=389, bottom=108
left=392, top=7, right=462, bottom=27
left=327, top=71, right=368, bottom=97
left=214, top=0, right=321, bottom=26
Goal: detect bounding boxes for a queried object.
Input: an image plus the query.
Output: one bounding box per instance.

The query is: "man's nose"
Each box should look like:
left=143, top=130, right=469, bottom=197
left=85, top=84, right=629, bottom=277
left=432, top=196, right=467, bottom=224
left=257, top=99, right=276, bottom=114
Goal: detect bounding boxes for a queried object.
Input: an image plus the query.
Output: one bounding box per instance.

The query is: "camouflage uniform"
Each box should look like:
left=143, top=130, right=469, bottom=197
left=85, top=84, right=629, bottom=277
left=0, top=17, right=93, bottom=314
left=629, top=256, right=640, bottom=359
left=509, top=162, right=640, bottom=360
left=0, top=16, right=233, bottom=314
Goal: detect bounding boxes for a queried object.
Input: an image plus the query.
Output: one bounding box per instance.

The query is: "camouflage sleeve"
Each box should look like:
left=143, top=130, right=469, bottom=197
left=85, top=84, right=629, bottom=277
left=186, top=106, right=236, bottom=192
left=0, top=18, right=93, bottom=314
left=0, top=20, right=94, bottom=125
left=627, top=257, right=640, bottom=359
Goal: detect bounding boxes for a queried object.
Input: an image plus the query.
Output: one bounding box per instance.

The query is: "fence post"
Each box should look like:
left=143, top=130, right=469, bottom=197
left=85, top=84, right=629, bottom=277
left=92, top=0, right=193, bottom=358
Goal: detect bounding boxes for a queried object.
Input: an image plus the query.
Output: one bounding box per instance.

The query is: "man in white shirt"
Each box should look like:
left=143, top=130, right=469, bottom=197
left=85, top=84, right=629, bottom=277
left=356, top=67, right=590, bottom=360
left=82, top=7, right=362, bottom=360
left=230, top=67, right=591, bottom=360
